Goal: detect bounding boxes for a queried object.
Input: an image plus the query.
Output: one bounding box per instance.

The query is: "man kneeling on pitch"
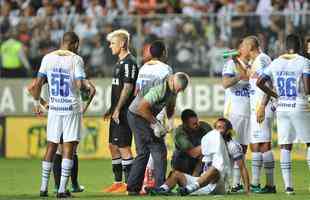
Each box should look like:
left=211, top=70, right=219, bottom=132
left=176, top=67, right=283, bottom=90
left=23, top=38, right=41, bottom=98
left=150, top=118, right=250, bottom=195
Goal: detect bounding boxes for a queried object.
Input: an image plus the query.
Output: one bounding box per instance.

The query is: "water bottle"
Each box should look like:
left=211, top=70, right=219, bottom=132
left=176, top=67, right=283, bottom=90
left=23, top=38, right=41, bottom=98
left=223, top=50, right=239, bottom=59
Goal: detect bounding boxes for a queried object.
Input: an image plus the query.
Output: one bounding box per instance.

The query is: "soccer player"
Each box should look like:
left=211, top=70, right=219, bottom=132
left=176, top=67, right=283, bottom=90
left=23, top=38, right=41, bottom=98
left=126, top=72, right=190, bottom=195
left=28, top=78, right=95, bottom=194
left=240, top=36, right=276, bottom=193
left=135, top=40, right=173, bottom=193
left=172, top=109, right=212, bottom=175
left=103, top=29, right=138, bottom=193
left=30, top=32, right=95, bottom=198
left=222, top=42, right=250, bottom=191
left=150, top=118, right=250, bottom=196
left=257, top=34, right=310, bottom=195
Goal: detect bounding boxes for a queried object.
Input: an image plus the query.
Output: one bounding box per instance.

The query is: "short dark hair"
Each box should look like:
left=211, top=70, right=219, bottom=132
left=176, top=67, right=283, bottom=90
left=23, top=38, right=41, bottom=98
left=149, top=40, right=166, bottom=58
left=286, top=34, right=301, bottom=53
left=181, top=109, right=197, bottom=123
left=214, top=117, right=233, bottom=130
left=62, top=31, right=79, bottom=45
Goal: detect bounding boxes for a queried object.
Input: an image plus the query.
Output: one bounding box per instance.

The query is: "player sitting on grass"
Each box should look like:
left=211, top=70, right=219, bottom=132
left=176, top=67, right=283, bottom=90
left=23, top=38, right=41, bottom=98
left=149, top=118, right=250, bottom=196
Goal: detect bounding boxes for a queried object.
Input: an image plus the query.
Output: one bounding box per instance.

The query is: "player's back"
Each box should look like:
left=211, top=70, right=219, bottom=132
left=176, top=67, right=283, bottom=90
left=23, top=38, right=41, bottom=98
left=267, top=54, right=310, bottom=111
left=39, top=50, right=85, bottom=115
left=135, top=60, right=173, bottom=94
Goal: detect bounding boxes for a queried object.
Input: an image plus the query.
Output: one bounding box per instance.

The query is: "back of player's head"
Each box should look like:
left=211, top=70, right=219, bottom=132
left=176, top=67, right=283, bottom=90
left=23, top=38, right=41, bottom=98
left=107, top=29, right=130, bottom=48
left=149, top=40, right=166, bottom=59
left=286, top=34, right=301, bottom=53
left=174, top=72, right=190, bottom=91
left=62, top=31, right=79, bottom=45
left=244, top=35, right=260, bottom=51
left=181, top=109, right=197, bottom=123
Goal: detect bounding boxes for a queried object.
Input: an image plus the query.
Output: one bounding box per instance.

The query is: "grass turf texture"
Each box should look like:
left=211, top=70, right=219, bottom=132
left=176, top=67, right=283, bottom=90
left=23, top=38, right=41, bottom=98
left=0, top=159, right=309, bottom=200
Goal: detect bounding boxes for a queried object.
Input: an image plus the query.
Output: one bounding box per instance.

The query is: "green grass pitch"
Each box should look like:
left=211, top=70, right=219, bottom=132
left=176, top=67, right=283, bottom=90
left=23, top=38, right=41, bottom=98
left=0, top=159, right=309, bottom=200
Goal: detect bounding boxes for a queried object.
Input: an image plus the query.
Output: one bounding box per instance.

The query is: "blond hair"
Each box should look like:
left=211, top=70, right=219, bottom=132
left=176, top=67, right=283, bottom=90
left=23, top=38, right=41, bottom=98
left=106, top=29, right=130, bottom=48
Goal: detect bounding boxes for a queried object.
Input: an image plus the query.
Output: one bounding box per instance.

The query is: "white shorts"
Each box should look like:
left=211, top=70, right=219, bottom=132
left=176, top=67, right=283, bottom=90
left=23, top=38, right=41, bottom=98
left=250, top=115, right=273, bottom=144
left=277, top=111, right=310, bottom=145
left=228, top=114, right=250, bottom=145
left=47, top=112, right=82, bottom=143
left=184, top=174, right=226, bottom=195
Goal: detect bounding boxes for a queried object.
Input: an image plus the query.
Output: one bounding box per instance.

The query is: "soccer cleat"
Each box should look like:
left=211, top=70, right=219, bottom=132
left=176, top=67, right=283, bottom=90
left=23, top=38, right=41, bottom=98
left=102, top=182, right=125, bottom=193
left=56, top=190, right=71, bottom=198
left=230, top=184, right=244, bottom=193
left=250, top=184, right=261, bottom=193
left=285, top=187, right=295, bottom=195
left=39, top=190, right=48, bottom=197
left=71, top=184, right=85, bottom=193
left=148, top=187, right=173, bottom=196
left=259, top=185, right=276, bottom=193
left=177, top=187, right=190, bottom=196
left=111, top=183, right=127, bottom=193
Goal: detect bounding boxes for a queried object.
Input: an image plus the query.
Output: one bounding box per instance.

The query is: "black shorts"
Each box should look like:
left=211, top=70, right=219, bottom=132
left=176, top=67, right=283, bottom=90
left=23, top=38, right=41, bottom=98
left=109, top=109, right=132, bottom=147
left=171, top=150, right=201, bottom=175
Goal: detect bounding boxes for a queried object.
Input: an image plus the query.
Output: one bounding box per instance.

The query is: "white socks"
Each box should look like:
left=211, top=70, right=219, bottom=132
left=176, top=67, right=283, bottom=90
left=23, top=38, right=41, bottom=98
left=232, top=162, right=241, bottom=186
left=280, top=149, right=292, bottom=189
left=40, top=161, right=52, bottom=192
left=58, top=158, right=73, bottom=193
left=251, top=152, right=263, bottom=186
left=263, top=150, right=275, bottom=186
left=186, top=181, right=200, bottom=192
left=160, top=184, right=170, bottom=191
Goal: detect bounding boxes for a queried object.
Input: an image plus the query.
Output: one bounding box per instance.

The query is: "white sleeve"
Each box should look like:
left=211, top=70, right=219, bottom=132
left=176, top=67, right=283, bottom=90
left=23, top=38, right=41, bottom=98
left=38, top=56, right=48, bottom=78
left=261, top=62, right=273, bottom=81
left=74, top=56, right=86, bottom=80
left=211, top=135, right=226, bottom=173
left=302, top=58, right=310, bottom=76
left=222, top=60, right=235, bottom=77
left=257, top=55, right=271, bottom=75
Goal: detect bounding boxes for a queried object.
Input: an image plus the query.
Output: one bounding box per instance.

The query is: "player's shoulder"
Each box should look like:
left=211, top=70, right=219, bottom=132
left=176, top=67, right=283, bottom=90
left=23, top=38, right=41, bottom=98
left=122, top=54, right=137, bottom=66
left=258, top=52, right=272, bottom=65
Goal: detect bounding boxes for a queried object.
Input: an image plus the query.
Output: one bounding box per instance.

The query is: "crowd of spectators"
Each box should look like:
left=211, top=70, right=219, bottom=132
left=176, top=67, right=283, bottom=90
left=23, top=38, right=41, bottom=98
left=0, top=0, right=309, bottom=77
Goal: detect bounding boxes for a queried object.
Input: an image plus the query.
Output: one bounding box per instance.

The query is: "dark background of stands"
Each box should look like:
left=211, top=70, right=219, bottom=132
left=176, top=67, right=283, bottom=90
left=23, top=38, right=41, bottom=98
left=0, top=0, right=310, bottom=78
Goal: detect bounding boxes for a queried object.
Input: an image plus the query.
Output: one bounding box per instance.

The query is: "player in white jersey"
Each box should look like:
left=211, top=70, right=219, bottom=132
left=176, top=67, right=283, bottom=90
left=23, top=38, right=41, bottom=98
left=136, top=41, right=174, bottom=194
left=257, top=34, right=310, bottom=195
left=148, top=118, right=250, bottom=196
left=238, top=36, right=276, bottom=193
left=30, top=32, right=95, bottom=198
left=222, top=43, right=250, bottom=191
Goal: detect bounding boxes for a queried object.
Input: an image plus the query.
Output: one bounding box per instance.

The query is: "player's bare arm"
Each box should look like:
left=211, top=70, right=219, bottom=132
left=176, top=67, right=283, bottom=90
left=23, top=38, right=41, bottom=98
left=303, top=74, right=310, bottom=95
left=186, top=145, right=202, bottom=158
left=112, top=83, right=134, bottom=123
left=256, top=76, right=278, bottom=98
left=137, top=98, right=157, bottom=124
left=236, top=158, right=250, bottom=194
left=256, top=94, right=270, bottom=123
left=82, top=79, right=96, bottom=114
left=31, top=77, right=47, bottom=115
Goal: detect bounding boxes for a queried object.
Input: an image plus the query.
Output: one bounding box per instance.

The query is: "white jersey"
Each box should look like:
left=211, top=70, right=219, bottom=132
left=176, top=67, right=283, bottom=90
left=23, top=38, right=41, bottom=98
left=135, top=60, right=173, bottom=93
left=262, top=54, right=310, bottom=112
left=201, top=130, right=231, bottom=179
left=249, top=53, right=273, bottom=117
left=38, top=50, right=86, bottom=115
left=222, top=59, right=250, bottom=116
left=135, top=60, right=173, bottom=121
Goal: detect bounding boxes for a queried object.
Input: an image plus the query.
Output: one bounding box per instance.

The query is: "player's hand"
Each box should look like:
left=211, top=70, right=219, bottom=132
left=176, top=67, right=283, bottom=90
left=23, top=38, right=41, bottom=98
left=167, top=118, right=174, bottom=132
left=103, top=110, right=111, bottom=121
left=112, top=109, right=120, bottom=124
left=33, top=104, right=44, bottom=117
left=256, top=105, right=265, bottom=123
left=151, top=120, right=168, bottom=138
